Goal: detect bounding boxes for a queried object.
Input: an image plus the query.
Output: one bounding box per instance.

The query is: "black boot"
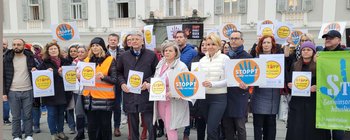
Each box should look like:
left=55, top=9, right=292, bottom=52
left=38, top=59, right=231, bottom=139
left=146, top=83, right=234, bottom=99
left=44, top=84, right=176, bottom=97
left=74, top=132, right=85, bottom=140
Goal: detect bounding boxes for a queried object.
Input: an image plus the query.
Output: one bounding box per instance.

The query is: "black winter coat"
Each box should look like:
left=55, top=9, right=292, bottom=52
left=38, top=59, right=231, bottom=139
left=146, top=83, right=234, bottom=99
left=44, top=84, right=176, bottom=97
left=225, top=49, right=252, bottom=118
left=117, top=48, right=158, bottom=113
left=286, top=62, right=331, bottom=140
left=3, top=49, right=35, bottom=95
left=38, top=58, right=72, bottom=106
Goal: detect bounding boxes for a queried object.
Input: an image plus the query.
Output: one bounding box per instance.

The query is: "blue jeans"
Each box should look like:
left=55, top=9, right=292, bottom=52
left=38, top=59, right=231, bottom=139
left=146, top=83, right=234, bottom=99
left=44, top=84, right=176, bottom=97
left=67, top=109, right=76, bottom=130
left=46, top=105, right=65, bottom=134
left=332, top=130, right=344, bottom=140
left=32, top=107, right=41, bottom=128
left=3, top=101, right=10, bottom=121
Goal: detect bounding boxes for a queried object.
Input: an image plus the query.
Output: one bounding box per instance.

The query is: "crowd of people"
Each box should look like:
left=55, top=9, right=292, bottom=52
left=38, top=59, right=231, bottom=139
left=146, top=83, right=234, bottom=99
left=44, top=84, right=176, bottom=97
left=2, top=29, right=349, bottom=140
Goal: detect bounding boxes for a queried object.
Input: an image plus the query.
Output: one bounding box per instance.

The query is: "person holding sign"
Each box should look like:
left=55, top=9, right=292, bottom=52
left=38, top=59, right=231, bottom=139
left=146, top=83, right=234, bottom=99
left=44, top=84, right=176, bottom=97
left=150, top=40, right=190, bottom=140
left=251, top=35, right=283, bottom=140
left=3, top=39, right=36, bottom=140
left=116, top=31, right=159, bottom=140
left=198, top=33, right=230, bottom=140
left=38, top=42, right=72, bottom=140
left=286, top=41, right=331, bottom=140
left=224, top=31, right=252, bottom=140
left=80, top=37, right=117, bottom=140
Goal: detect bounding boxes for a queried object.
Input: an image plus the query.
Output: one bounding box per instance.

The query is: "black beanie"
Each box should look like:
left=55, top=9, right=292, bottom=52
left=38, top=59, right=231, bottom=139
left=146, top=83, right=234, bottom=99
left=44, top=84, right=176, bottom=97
left=90, top=37, right=107, bottom=53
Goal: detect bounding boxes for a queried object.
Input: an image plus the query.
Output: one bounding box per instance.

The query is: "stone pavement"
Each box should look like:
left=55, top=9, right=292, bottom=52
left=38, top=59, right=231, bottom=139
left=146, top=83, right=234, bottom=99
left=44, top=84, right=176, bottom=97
left=2, top=114, right=287, bottom=140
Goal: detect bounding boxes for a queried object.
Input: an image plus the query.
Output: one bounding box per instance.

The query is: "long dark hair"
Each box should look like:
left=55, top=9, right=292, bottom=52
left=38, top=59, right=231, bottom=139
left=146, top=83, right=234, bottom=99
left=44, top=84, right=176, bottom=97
left=256, top=35, right=277, bottom=56
left=123, top=34, right=132, bottom=51
left=67, top=44, right=78, bottom=62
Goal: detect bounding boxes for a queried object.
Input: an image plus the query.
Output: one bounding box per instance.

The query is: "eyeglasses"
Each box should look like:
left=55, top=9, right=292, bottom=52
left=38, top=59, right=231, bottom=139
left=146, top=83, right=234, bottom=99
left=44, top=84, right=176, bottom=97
left=229, top=37, right=241, bottom=41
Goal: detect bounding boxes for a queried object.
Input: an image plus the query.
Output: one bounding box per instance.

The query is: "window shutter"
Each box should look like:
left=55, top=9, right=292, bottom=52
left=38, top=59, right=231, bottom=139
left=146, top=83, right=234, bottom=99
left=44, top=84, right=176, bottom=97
left=348, top=0, right=350, bottom=9
left=237, top=0, right=247, bottom=14
left=302, top=0, right=313, bottom=12
left=22, top=0, right=29, bottom=21
left=38, top=0, right=44, bottom=20
left=62, top=0, right=70, bottom=20
left=276, top=0, right=287, bottom=12
left=81, top=0, right=88, bottom=19
left=214, top=0, right=224, bottom=15
left=128, top=0, right=136, bottom=18
left=108, top=0, right=116, bottom=19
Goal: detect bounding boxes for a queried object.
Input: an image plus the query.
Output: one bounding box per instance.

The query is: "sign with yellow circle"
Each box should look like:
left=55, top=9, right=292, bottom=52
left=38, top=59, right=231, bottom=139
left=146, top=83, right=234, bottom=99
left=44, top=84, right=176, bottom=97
left=294, top=76, right=310, bottom=90
left=266, top=61, right=281, bottom=79
left=82, top=66, right=94, bottom=80
left=152, top=81, right=165, bottom=94
left=145, top=30, right=152, bottom=44
left=65, top=70, right=77, bottom=84
left=262, top=27, right=273, bottom=36
left=35, top=75, right=51, bottom=90
left=277, top=26, right=291, bottom=39
left=129, top=74, right=141, bottom=88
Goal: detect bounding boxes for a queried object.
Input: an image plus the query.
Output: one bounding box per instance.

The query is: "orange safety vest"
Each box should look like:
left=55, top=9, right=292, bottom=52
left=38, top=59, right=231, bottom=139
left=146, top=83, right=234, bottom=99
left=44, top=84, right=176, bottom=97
left=82, top=56, right=115, bottom=99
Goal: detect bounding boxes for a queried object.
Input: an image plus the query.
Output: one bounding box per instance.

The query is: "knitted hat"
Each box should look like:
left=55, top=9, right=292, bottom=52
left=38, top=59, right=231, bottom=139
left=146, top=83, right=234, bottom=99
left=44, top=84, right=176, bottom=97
left=300, top=41, right=316, bottom=52
left=90, top=37, right=107, bottom=53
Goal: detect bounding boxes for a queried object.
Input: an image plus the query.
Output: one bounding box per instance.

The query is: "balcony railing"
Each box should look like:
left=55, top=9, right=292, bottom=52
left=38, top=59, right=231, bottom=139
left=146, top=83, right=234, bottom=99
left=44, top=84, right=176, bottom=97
left=26, top=20, right=43, bottom=31
left=110, top=18, right=133, bottom=30
left=282, top=12, right=306, bottom=27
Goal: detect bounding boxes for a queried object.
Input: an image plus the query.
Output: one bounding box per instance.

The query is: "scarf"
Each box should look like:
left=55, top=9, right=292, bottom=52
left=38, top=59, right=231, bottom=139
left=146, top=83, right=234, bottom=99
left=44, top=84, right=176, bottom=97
left=50, top=56, right=61, bottom=68
left=228, top=45, right=244, bottom=58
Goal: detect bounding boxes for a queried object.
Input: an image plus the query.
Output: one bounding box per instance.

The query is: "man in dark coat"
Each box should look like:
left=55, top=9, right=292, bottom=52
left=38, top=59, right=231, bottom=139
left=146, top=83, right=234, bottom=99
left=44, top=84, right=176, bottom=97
left=117, top=31, right=158, bottom=140
left=223, top=31, right=252, bottom=140
left=3, top=39, right=36, bottom=140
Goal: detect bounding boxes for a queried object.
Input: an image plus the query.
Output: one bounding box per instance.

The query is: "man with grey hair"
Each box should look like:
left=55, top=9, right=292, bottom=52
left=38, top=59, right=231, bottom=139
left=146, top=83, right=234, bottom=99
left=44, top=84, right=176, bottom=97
left=116, top=32, right=159, bottom=140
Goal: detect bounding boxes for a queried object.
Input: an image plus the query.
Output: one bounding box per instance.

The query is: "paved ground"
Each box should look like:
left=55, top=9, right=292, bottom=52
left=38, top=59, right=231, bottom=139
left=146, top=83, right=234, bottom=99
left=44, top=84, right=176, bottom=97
left=2, top=114, right=287, bottom=140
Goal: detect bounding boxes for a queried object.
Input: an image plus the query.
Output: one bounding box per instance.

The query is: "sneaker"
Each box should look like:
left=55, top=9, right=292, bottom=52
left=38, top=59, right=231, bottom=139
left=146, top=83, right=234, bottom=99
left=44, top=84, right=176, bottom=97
left=69, top=128, right=76, bottom=134
left=13, top=138, right=21, bottom=140
left=4, top=120, right=12, bottom=125
left=25, top=136, right=33, bottom=140
left=33, top=127, right=41, bottom=133
left=57, top=132, right=69, bottom=140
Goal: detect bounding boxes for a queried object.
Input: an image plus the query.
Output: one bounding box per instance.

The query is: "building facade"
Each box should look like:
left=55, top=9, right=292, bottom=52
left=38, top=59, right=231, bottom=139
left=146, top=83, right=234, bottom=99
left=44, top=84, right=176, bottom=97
left=3, top=0, right=350, bottom=49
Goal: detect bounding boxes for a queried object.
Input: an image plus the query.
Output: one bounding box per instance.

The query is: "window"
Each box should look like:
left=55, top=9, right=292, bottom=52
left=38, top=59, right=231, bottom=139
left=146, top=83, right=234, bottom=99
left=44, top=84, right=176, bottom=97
left=71, top=0, right=82, bottom=20
left=23, top=0, right=43, bottom=21
left=168, top=0, right=181, bottom=16
left=347, top=0, right=350, bottom=9
left=277, top=0, right=313, bottom=12
left=224, top=0, right=238, bottom=14
left=117, top=3, right=128, bottom=18
left=29, top=0, right=40, bottom=20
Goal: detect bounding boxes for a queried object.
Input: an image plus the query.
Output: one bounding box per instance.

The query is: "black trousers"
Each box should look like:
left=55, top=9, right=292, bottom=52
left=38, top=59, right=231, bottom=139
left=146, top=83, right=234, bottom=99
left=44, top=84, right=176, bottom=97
left=253, top=114, right=276, bottom=140
left=128, top=111, right=155, bottom=140
left=86, top=110, right=112, bottom=140
left=223, top=117, right=247, bottom=140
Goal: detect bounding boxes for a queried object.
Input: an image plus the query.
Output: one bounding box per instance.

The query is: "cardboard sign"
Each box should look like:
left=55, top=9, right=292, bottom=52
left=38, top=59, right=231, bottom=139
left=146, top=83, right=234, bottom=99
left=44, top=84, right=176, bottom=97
left=127, top=70, right=144, bottom=94
left=292, top=71, right=311, bottom=97
left=51, top=22, right=80, bottom=41
left=318, top=22, right=346, bottom=39
left=226, top=58, right=266, bottom=87
left=169, top=71, right=206, bottom=99
left=166, top=25, right=182, bottom=40
left=182, top=24, right=204, bottom=39
left=62, top=66, right=79, bottom=91
left=259, top=54, right=285, bottom=88
left=32, top=70, right=55, bottom=97
left=149, top=78, right=166, bottom=101
left=79, top=62, right=96, bottom=86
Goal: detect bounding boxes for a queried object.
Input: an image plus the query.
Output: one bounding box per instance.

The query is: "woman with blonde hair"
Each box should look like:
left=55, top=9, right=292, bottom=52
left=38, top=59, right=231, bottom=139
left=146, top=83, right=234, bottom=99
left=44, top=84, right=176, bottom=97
left=198, top=33, right=230, bottom=139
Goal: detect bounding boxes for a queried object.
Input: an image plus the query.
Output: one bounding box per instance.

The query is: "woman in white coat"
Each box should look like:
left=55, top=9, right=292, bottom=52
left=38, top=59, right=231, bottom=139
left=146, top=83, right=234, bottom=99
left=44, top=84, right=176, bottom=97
left=151, top=40, right=190, bottom=140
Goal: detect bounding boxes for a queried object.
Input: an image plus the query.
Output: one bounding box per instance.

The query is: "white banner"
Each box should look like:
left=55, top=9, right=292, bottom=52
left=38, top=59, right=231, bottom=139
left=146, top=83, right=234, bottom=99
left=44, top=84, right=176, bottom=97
left=274, top=22, right=293, bottom=45
left=318, top=22, right=347, bottom=39
left=169, top=71, right=205, bottom=99
left=191, top=62, right=200, bottom=72
left=144, top=25, right=154, bottom=50
left=225, top=58, right=266, bottom=87
left=51, top=22, right=80, bottom=41
left=149, top=78, right=166, bottom=101
left=79, top=62, right=96, bottom=86
left=258, top=24, right=274, bottom=36
left=32, top=70, right=55, bottom=97
left=259, top=54, right=285, bottom=88
left=292, top=71, right=311, bottom=97
left=219, top=23, right=241, bottom=40
left=62, top=66, right=79, bottom=91
left=166, top=25, right=182, bottom=40
left=127, top=70, right=144, bottom=94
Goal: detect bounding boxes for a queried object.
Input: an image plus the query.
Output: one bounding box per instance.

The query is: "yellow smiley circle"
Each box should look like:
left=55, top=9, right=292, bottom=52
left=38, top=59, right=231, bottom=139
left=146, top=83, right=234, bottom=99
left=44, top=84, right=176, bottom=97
left=130, top=74, right=141, bottom=88
left=35, top=75, right=51, bottom=90
left=82, top=66, right=94, bottom=80
left=294, top=76, right=310, bottom=90
left=152, top=81, right=165, bottom=94
left=266, top=61, right=281, bottom=79
left=277, top=26, right=290, bottom=38
left=65, top=70, right=77, bottom=84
